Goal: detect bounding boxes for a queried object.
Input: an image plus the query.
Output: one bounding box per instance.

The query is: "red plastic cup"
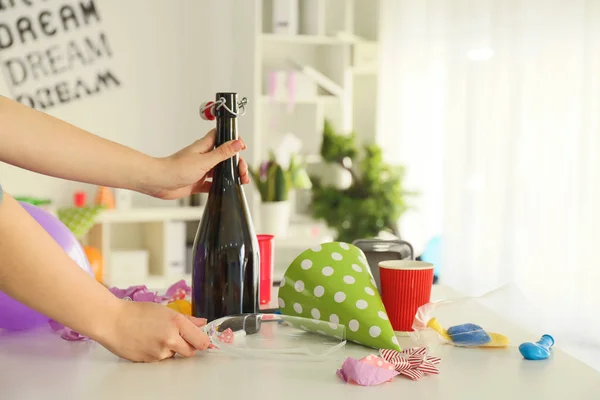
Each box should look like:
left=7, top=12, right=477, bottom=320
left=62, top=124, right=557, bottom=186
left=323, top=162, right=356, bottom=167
left=379, top=260, right=434, bottom=332
left=257, top=234, right=275, bottom=306
left=74, top=191, right=87, bottom=207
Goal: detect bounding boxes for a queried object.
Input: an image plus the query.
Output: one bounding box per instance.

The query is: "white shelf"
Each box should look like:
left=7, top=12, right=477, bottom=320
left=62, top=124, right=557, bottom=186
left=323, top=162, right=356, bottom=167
left=351, top=66, right=378, bottom=75
left=144, top=274, right=192, bottom=291
left=261, top=33, right=353, bottom=45
left=274, top=221, right=335, bottom=249
left=107, top=274, right=192, bottom=291
left=259, top=95, right=338, bottom=104
left=97, top=207, right=205, bottom=223
left=275, top=234, right=334, bottom=249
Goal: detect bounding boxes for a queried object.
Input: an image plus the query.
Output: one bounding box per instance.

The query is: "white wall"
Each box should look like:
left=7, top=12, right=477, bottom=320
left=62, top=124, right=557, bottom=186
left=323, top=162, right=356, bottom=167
left=0, top=0, right=257, bottom=207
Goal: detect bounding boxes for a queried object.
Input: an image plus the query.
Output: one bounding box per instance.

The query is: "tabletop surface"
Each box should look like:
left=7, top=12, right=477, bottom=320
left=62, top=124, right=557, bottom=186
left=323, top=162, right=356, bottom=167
left=1, top=286, right=599, bottom=400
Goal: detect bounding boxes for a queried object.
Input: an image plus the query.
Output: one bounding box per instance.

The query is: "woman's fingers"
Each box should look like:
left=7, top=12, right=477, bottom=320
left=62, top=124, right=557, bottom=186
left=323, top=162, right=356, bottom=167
left=191, top=181, right=212, bottom=193
left=186, top=315, right=208, bottom=327
left=190, top=129, right=217, bottom=154
left=189, top=154, right=250, bottom=194
left=239, top=158, right=250, bottom=184
left=156, top=348, right=176, bottom=361
left=177, top=316, right=211, bottom=351
left=169, top=336, right=197, bottom=358
left=193, top=157, right=249, bottom=191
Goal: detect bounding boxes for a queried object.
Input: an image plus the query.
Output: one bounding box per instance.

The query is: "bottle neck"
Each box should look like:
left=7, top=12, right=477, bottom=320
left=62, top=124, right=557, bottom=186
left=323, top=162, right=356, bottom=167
left=214, top=116, right=239, bottom=185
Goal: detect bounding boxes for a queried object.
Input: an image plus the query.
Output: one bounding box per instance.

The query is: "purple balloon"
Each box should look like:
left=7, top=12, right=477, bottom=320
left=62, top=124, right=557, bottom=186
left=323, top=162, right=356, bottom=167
left=0, top=202, right=94, bottom=331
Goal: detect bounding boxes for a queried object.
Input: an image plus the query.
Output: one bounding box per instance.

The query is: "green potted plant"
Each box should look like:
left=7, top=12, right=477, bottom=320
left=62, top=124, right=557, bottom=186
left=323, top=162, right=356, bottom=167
left=250, top=152, right=311, bottom=236
left=309, top=120, right=414, bottom=242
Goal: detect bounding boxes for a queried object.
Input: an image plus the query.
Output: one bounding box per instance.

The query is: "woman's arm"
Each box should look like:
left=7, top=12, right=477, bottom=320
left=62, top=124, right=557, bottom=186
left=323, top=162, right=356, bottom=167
left=0, top=191, right=210, bottom=361
left=0, top=191, right=121, bottom=339
left=0, top=96, right=249, bottom=199
left=0, top=96, right=158, bottom=193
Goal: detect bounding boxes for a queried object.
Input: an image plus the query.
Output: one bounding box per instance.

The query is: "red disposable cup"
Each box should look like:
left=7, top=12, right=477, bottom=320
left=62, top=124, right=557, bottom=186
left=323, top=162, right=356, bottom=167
left=257, top=234, right=275, bottom=306
left=74, top=191, right=87, bottom=208
left=379, top=260, right=434, bottom=332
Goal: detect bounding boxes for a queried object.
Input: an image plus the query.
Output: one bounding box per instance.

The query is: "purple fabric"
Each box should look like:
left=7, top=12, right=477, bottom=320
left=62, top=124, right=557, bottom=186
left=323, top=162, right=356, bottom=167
left=108, top=285, right=166, bottom=302
left=50, top=280, right=191, bottom=341
left=164, top=280, right=191, bottom=299
left=48, top=320, right=88, bottom=341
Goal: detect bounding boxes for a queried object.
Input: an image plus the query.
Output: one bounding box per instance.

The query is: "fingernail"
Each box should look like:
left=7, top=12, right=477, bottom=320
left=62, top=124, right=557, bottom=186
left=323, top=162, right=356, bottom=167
left=240, top=138, right=247, bottom=150
left=232, top=140, right=243, bottom=152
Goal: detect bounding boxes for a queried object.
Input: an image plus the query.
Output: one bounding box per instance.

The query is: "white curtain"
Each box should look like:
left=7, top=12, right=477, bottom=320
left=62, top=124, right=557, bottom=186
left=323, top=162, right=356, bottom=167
left=378, top=0, right=600, bottom=369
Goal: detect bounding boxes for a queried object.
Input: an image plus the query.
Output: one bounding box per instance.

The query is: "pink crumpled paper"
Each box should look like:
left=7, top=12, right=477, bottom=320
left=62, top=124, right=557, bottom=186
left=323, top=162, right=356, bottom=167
left=217, top=328, right=235, bottom=344
left=337, top=354, right=400, bottom=386
left=208, top=328, right=237, bottom=349
left=50, top=280, right=191, bottom=341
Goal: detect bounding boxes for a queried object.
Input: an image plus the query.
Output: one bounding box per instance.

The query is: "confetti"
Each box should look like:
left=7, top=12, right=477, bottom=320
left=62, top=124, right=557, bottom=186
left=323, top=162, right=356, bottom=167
left=379, top=347, right=441, bottom=381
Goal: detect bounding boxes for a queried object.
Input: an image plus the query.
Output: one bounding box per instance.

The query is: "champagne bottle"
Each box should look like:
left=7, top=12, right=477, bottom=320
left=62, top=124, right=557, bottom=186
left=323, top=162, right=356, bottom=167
left=192, top=93, right=260, bottom=321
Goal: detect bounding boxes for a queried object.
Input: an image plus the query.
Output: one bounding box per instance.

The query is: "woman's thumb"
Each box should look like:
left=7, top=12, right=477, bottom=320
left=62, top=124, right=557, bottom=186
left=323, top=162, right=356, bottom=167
left=203, top=140, right=244, bottom=169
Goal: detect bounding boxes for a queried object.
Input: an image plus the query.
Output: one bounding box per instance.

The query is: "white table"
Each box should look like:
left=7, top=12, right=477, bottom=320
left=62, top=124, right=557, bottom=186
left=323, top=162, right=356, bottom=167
left=1, top=286, right=599, bottom=400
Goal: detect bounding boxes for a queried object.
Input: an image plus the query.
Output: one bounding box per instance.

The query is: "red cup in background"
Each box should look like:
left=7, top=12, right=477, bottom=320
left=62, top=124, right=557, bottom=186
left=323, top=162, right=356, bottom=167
left=257, top=234, right=275, bottom=306
left=379, top=260, right=434, bottom=332
left=74, top=191, right=87, bottom=208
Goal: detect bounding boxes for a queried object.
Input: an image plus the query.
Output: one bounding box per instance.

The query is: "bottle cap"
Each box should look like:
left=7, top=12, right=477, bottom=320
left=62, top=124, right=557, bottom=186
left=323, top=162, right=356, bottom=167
left=200, top=101, right=216, bottom=121
left=214, top=93, right=239, bottom=118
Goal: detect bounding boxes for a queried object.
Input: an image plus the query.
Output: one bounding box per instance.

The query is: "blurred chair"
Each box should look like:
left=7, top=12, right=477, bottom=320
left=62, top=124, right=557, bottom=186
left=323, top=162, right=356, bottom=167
left=418, top=235, right=442, bottom=284
left=352, top=239, right=414, bottom=292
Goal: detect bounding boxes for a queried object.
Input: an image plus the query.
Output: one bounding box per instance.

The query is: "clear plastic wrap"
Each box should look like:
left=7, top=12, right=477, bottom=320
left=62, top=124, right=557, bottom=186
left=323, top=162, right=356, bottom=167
left=203, top=313, right=346, bottom=360
left=409, top=285, right=549, bottom=349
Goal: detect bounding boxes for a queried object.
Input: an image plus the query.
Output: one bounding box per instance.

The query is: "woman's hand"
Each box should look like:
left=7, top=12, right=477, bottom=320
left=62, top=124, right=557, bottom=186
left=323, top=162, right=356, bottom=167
left=98, top=300, right=211, bottom=362
left=0, top=98, right=249, bottom=199
left=144, top=129, right=251, bottom=200
left=0, top=192, right=211, bottom=363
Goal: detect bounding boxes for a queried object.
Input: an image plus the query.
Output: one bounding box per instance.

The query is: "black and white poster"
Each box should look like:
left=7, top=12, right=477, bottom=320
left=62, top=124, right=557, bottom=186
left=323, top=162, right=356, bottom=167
left=0, top=0, right=121, bottom=110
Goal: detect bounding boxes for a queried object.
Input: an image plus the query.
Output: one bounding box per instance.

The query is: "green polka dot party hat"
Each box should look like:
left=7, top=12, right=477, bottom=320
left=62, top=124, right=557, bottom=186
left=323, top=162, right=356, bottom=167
left=278, top=242, right=401, bottom=351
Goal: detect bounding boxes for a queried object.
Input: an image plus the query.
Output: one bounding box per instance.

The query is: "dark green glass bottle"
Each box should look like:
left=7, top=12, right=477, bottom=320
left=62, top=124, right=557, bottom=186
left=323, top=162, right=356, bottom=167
left=192, top=93, right=259, bottom=321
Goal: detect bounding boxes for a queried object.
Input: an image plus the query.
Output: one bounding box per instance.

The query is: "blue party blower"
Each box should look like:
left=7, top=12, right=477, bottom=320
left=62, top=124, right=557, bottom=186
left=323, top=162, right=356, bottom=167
left=519, top=334, right=555, bottom=360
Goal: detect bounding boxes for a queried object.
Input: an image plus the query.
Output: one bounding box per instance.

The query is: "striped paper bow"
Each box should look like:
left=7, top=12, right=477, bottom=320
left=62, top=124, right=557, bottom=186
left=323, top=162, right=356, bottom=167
left=379, top=347, right=441, bottom=381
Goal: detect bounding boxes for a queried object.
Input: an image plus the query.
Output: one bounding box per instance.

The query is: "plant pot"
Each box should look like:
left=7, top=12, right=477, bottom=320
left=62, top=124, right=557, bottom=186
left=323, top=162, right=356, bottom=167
left=259, top=201, right=291, bottom=237
left=306, top=161, right=352, bottom=190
